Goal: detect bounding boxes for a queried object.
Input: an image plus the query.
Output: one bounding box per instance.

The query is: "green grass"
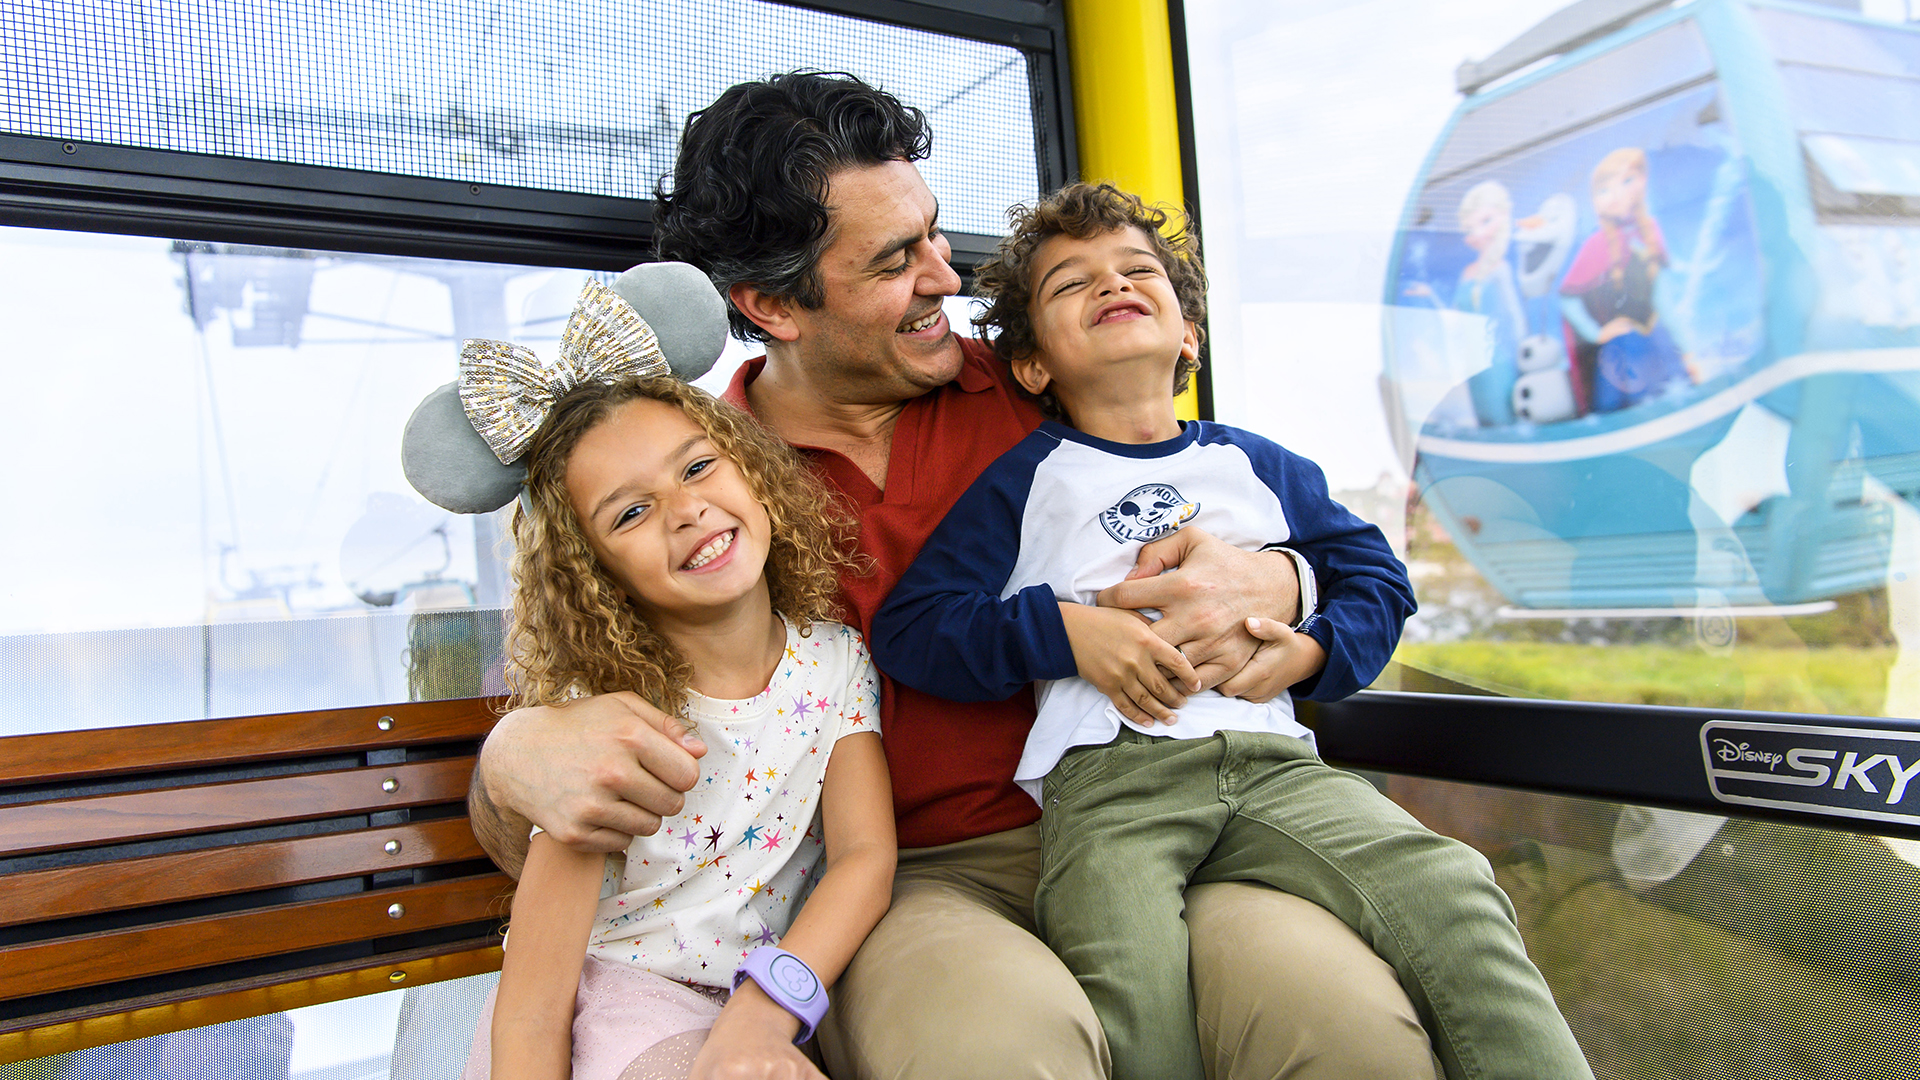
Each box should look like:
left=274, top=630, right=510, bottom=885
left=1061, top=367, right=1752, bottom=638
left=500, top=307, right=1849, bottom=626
left=1394, top=641, right=1897, bottom=717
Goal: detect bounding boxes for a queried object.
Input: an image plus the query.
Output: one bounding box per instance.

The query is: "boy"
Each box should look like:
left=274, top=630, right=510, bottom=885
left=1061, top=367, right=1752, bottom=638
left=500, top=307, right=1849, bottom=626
left=869, top=183, right=1590, bottom=1080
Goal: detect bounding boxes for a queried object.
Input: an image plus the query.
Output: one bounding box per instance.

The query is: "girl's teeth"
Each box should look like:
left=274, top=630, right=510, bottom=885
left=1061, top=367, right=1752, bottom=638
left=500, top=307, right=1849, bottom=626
left=684, top=530, right=734, bottom=569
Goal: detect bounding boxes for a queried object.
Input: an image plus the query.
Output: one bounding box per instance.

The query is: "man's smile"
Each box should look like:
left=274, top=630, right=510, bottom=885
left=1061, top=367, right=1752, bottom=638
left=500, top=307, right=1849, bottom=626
left=898, top=307, right=945, bottom=335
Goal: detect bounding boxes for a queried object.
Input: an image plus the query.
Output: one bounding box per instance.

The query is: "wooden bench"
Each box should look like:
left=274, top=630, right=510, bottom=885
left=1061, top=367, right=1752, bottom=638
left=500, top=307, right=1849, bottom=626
left=0, top=698, right=509, bottom=1063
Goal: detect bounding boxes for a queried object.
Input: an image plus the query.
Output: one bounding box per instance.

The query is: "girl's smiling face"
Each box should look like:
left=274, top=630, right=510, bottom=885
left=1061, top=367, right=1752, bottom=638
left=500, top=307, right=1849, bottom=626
left=564, top=397, right=773, bottom=629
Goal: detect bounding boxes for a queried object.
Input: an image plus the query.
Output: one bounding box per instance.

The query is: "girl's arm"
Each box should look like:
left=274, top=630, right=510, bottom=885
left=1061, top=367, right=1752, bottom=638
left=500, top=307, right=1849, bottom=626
left=491, top=832, right=606, bottom=1080
left=692, top=731, right=896, bottom=1078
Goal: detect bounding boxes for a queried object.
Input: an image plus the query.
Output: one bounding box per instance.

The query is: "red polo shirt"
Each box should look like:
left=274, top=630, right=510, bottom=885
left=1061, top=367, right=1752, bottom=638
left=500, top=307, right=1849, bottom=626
left=724, top=339, right=1047, bottom=849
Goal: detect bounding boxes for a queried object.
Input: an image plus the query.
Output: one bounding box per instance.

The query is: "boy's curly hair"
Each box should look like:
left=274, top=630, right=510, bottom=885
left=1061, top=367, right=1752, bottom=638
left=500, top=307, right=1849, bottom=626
left=507, top=377, right=858, bottom=717
left=972, top=182, right=1208, bottom=417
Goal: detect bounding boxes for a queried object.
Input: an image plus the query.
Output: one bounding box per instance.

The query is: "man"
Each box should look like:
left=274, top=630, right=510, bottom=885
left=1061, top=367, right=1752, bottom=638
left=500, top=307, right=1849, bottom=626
left=470, top=73, right=1440, bottom=1079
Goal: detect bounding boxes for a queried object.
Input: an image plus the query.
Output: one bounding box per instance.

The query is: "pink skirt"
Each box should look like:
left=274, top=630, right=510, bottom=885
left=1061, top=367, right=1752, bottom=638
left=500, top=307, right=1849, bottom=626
left=462, top=956, right=729, bottom=1080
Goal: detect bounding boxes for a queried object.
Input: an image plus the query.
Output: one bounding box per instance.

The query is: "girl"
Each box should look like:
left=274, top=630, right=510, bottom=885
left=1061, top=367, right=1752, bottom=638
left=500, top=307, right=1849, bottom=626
left=461, top=367, right=895, bottom=1080
left=1560, top=147, right=1693, bottom=413
left=1404, top=181, right=1525, bottom=426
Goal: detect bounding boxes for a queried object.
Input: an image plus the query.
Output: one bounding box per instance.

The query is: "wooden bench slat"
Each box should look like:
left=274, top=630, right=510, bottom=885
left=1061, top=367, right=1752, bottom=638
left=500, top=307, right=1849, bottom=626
left=0, top=818, right=487, bottom=928
left=0, top=698, right=501, bottom=787
left=0, top=758, right=474, bottom=858
left=0, top=942, right=505, bottom=1055
left=0, top=873, right=511, bottom=1001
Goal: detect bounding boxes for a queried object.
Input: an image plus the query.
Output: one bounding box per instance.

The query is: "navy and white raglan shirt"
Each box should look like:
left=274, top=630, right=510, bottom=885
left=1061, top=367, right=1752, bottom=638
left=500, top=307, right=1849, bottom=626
left=869, top=420, right=1415, bottom=803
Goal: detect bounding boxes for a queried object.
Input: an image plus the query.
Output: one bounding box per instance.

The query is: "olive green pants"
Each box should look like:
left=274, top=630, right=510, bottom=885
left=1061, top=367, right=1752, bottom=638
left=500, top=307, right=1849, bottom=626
left=1035, top=729, right=1591, bottom=1080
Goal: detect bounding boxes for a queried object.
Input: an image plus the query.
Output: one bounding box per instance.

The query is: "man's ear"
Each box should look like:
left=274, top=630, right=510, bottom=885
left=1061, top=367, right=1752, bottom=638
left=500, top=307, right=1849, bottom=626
left=728, top=283, right=802, bottom=344
left=1009, top=352, right=1052, bottom=397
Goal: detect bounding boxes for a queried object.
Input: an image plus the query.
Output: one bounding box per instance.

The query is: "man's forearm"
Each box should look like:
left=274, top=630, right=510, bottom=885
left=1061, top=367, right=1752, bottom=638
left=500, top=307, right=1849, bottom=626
left=470, top=759, right=532, bottom=879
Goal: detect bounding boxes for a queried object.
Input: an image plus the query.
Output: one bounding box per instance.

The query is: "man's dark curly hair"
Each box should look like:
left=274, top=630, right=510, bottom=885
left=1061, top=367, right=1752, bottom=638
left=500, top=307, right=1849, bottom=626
left=653, top=72, right=933, bottom=344
left=972, top=182, right=1207, bottom=415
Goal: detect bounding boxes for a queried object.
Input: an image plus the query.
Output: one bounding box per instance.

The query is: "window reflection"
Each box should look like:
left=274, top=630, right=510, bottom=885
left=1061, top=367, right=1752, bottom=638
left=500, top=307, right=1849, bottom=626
left=0, top=228, right=666, bottom=734
left=1190, top=4, right=1920, bottom=1068
left=1189, top=0, right=1920, bottom=726
left=1384, top=774, right=1920, bottom=1078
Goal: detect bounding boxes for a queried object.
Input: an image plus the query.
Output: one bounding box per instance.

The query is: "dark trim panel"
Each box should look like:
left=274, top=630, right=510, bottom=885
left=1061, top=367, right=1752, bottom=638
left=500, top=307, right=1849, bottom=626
left=0, top=135, right=651, bottom=270
left=1306, top=690, right=1920, bottom=841
left=1165, top=0, right=1213, bottom=421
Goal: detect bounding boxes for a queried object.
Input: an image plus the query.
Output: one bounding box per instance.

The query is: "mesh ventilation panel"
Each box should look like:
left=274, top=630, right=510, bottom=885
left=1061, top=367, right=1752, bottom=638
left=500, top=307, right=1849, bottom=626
left=2, top=0, right=1041, bottom=235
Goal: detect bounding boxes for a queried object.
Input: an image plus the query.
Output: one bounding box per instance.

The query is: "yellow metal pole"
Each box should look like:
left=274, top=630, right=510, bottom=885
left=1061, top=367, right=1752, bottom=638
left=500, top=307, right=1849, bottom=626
left=1063, top=0, right=1197, bottom=418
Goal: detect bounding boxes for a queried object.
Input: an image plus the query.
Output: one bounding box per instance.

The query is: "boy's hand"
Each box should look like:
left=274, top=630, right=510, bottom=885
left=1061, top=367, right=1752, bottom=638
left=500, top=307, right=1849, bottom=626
left=1060, top=602, right=1201, bottom=726
left=1215, top=618, right=1327, bottom=703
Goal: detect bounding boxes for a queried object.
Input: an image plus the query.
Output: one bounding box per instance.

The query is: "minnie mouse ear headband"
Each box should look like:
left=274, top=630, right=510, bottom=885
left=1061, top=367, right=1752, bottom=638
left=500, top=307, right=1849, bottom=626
left=401, top=261, right=729, bottom=514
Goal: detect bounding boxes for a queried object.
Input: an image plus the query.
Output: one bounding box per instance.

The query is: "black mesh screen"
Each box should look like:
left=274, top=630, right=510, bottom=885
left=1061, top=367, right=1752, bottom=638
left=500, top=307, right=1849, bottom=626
left=1, top=0, right=1040, bottom=236
left=1383, top=774, right=1920, bottom=1079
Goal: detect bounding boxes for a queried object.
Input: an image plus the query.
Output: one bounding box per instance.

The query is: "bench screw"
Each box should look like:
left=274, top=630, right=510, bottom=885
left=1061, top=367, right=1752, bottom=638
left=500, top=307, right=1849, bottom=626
left=378, top=716, right=394, bottom=731
left=385, top=840, right=402, bottom=855
left=388, top=903, right=406, bottom=919
left=382, top=778, right=400, bottom=793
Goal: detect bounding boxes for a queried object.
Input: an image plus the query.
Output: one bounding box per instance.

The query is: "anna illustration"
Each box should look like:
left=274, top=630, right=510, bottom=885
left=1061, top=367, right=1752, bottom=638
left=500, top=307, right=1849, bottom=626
left=1560, top=148, right=1694, bottom=413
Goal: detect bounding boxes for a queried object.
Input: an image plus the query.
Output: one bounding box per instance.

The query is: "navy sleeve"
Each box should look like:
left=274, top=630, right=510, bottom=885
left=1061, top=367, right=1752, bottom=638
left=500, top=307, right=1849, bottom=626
left=869, top=431, right=1079, bottom=703
left=1198, top=423, right=1417, bottom=701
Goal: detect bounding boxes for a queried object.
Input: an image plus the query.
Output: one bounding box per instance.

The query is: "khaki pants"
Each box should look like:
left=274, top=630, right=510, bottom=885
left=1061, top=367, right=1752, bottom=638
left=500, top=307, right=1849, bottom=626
left=817, top=822, right=1445, bottom=1080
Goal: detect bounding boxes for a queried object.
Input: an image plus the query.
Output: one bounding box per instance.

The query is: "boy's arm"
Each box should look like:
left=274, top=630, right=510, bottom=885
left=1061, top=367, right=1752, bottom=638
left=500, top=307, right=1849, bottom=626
left=868, top=435, right=1077, bottom=702
left=490, top=833, right=605, bottom=1079
left=1221, top=433, right=1416, bottom=704
left=870, top=438, right=1198, bottom=722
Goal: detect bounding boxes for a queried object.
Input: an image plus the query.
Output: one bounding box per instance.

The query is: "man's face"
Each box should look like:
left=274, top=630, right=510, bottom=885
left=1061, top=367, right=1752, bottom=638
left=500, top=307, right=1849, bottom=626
left=784, top=160, right=965, bottom=403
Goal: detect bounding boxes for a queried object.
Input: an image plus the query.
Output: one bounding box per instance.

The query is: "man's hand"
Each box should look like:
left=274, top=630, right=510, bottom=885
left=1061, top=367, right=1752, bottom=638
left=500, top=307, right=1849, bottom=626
left=1215, top=617, right=1327, bottom=703
left=471, top=692, right=706, bottom=876
left=1096, top=529, right=1301, bottom=691
left=1059, top=602, right=1200, bottom=726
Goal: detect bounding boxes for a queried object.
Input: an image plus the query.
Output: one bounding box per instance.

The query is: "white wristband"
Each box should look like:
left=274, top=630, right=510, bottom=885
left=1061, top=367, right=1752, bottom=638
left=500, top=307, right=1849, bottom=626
left=1263, top=545, right=1318, bottom=630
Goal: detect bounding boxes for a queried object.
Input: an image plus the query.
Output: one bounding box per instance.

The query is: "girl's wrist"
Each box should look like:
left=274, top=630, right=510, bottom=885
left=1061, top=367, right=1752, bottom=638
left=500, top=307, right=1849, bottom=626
left=724, top=978, right=805, bottom=1041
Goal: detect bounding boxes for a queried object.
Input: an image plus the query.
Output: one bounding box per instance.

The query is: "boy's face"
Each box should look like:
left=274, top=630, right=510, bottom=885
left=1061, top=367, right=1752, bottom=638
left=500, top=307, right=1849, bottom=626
left=1013, top=225, right=1198, bottom=403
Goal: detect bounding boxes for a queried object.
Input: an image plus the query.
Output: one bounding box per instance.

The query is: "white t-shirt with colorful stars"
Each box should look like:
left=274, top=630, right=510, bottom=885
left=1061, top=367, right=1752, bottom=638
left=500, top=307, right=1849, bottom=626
left=582, top=616, right=880, bottom=988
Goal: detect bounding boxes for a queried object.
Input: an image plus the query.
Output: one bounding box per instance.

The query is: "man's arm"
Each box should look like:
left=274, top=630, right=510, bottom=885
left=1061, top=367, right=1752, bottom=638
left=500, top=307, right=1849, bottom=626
left=470, top=692, right=707, bottom=878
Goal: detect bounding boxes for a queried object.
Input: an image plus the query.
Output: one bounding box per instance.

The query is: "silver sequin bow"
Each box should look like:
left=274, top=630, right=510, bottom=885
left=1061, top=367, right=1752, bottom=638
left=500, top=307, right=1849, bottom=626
left=458, top=278, right=670, bottom=464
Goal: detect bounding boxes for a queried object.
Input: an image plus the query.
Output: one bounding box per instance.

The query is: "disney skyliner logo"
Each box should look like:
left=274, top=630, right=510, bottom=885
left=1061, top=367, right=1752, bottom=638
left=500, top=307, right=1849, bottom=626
left=1701, top=720, right=1920, bottom=826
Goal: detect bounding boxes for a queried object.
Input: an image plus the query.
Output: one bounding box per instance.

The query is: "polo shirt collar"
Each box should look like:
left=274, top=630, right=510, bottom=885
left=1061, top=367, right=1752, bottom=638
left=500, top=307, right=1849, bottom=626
left=720, top=343, right=999, bottom=416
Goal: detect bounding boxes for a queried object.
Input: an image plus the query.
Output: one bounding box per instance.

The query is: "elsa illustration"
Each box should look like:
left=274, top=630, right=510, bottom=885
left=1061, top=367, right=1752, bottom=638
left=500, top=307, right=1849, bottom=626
left=1407, top=180, right=1526, bottom=426
left=1560, top=148, right=1693, bottom=413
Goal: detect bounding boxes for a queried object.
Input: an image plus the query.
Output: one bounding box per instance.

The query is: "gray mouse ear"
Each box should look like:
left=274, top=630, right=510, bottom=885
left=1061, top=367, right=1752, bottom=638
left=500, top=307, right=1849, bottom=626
left=402, top=381, right=526, bottom=514
left=612, top=261, right=728, bottom=382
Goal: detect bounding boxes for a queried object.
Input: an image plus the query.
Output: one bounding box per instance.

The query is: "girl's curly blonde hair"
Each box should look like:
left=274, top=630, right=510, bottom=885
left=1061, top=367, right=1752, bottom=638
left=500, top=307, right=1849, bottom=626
left=506, top=376, right=858, bottom=716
